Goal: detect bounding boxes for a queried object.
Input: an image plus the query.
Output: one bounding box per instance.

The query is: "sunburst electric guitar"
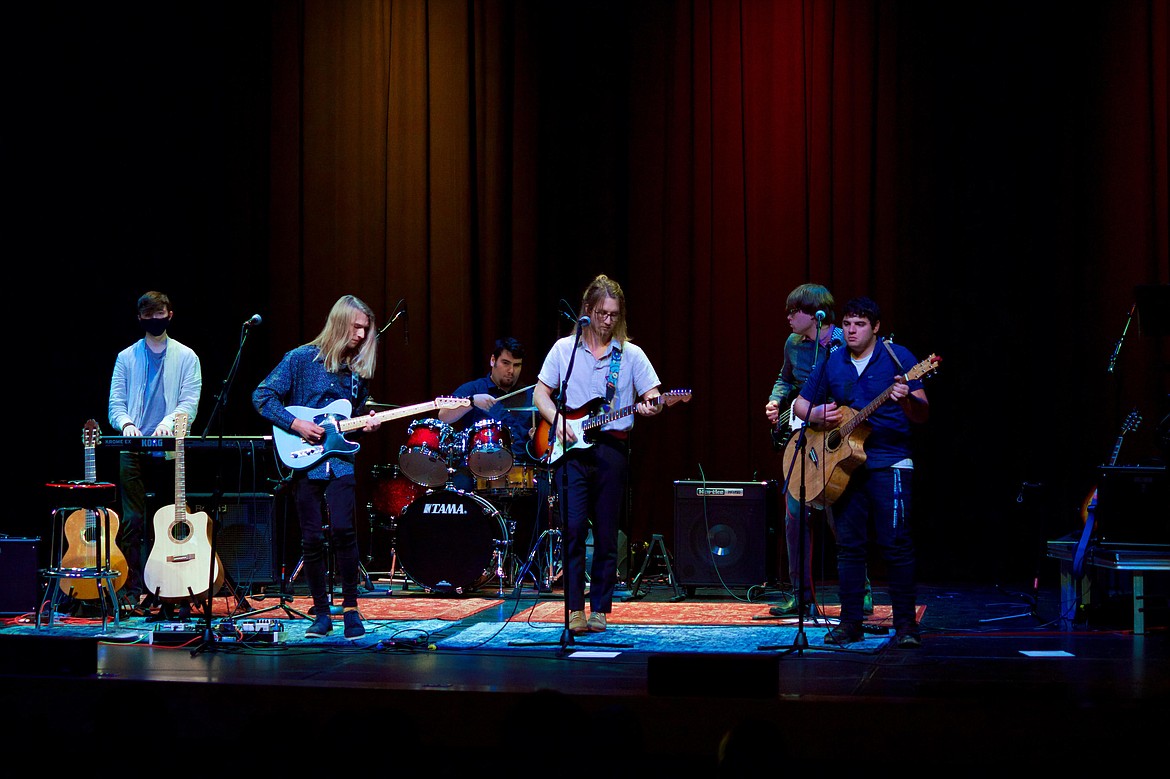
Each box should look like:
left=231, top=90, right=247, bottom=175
left=532, top=389, right=692, bottom=465
left=782, top=354, right=940, bottom=508
left=58, top=420, right=129, bottom=599
left=143, top=412, right=225, bottom=601
left=273, top=396, right=470, bottom=470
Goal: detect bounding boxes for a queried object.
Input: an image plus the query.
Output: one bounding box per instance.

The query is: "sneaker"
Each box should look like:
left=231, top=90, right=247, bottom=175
left=767, top=592, right=798, bottom=617
left=824, top=621, right=864, bottom=646
left=305, top=614, right=333, bottom=638
left=587, top=612, right=607, bottom=632
left=568, top=610, right=588, bottom=635
left=343, top=610, right=365, bottom=640
left=893, top=624, right=921, bottom=649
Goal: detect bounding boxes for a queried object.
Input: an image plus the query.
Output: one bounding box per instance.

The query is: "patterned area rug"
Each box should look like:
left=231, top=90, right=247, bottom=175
left=509, top=601, right=925, bottom=626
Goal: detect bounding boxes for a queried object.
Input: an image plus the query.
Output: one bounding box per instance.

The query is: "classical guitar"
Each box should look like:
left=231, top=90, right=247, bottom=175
left=273, top=396, right=470, bottom=470
left=58, top=419, right=129, bottom=599
left=143, top=412, right=224, bottom=601
left=782, top=354, right=940, bottom=508
left=532, top=389, right=692, bottom=465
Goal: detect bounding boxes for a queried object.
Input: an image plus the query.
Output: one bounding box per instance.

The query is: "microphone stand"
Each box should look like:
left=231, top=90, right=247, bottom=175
left=377, top=299, right=406, bottom=340
left=760, top=319, right=836, bottom=655
left=1106, top=303, right=1135, bottom=374
left=509, top=315, right=628, bottom=652
left=191, top=319, right=257, bottom=656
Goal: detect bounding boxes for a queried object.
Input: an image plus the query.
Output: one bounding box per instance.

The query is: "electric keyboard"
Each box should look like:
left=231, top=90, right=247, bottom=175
left=100, top=435, right=273, bottom=451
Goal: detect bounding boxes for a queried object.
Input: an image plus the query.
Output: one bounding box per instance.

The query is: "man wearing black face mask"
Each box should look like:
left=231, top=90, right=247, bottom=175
left=108, top=291, right=202, bottom=615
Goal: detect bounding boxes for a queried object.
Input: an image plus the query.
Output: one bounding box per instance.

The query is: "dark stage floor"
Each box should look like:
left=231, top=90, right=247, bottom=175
left=3, top=570, right=1167, bottom=774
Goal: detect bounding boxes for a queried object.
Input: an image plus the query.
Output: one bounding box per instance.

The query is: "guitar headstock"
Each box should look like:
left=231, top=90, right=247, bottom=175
left=661, top=389, right=693, bottom=407
left=83, top=419, right=99, bottom=448
left=1122, top=409, right=1142, bottom=435
left=906, top=354, right=941, bottom=381
left=174, top=412, right=189, bottom=439
left=436, top=396, right=472, bottom=409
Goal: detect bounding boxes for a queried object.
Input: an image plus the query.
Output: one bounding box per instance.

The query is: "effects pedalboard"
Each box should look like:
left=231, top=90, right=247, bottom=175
left=148, top=619, right=287, bottom=645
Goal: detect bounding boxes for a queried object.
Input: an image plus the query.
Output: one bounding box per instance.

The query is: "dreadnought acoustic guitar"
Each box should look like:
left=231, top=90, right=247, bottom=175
left=782, top=354, right=940, bottom=508
left=143, top=412, right=224, bottom=601
left=58, top=419, right=129, bottom=599
left=532, top=389, right=692, bottom=465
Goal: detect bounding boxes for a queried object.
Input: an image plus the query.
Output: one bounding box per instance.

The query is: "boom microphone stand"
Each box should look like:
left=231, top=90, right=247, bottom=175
left=192, top=314, right=260, bottom=656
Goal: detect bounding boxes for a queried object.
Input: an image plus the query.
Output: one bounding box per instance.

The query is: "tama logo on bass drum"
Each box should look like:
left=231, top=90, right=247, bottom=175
left=422, top=502, right=469, bottom=515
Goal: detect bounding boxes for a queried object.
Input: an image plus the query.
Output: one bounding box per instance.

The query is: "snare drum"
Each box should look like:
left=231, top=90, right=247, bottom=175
left=464, top=419, right=513, bottom=479
left=394, top=488, right=508, bottom=593
left=399, top=418, right=455, bottom=487
left=475, top=463, right=539, bottom=497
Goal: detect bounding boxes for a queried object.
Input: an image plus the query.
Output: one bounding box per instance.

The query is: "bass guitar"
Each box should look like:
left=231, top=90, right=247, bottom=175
left=58, top=420, right=129, bottom=599
left=782, top=354, right=940, bottom=508
left=532, top=389, right=692, bottom=465
left=143, top=412, right=224, bottom=601
left=273, top=396, right=470, bottom=470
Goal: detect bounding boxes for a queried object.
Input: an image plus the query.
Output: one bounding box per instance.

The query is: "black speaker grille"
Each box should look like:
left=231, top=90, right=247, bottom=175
left=187, top=493, right=276, bottom=585
left=673, top=481, right=778, bottom=587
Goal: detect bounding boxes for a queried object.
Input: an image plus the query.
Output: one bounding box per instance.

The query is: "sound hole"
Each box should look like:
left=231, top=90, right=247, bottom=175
left=170, top=520, right=192, bottom=543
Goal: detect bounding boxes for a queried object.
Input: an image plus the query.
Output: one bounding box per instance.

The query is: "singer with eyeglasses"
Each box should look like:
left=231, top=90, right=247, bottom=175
left=108, top=290, right=203, bottom=617
left=252, top=294, right=382, bottom=640
left=763, top=283, right=873, bottom=619
left=533, top=274, right=664, bottom=635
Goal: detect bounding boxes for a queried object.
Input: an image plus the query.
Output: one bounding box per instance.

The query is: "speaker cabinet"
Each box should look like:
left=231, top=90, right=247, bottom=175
left=0, top=537, right=41, bottom=615
left=187, top=493, right=276, bottom=585
left=673, top=481, right=778, bottom=587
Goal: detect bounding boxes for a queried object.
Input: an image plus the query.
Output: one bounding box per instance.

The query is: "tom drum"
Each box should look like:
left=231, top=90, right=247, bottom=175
left=399, top=418, right=455, bottom=487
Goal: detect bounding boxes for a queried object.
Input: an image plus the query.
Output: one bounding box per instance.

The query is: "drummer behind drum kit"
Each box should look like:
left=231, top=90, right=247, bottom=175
left=370, top=415, right=548, bottom=595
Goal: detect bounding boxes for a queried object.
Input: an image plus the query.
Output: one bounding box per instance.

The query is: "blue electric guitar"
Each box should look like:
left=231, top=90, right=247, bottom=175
left=273, top=396, right=469, bottom=470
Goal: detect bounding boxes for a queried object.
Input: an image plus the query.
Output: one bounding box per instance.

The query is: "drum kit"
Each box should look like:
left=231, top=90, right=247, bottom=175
left=367, top=414, right=554, bottom=595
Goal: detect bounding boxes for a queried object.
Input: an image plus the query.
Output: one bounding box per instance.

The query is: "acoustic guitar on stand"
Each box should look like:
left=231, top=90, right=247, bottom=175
left=532, top=389, right=692, bottom=466
left=782, top=354, right=940, bottom=508
left=58, top=419, right=129, bottom=599
left=143, top=412, right=224, bottom=601
left=273, top=396, right=470, bottom=470
left=1079, top=409, right=1142, bottom=525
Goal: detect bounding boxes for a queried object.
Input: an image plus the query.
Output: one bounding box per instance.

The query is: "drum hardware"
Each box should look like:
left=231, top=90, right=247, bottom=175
left=511, top=490, right=563, bottom=595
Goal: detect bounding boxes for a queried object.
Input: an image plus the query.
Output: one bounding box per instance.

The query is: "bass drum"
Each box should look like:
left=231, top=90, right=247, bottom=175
left=394, top=488, right=508, bottom=593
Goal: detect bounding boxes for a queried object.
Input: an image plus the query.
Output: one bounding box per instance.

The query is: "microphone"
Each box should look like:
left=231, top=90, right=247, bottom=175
left=243, top=314, right=263, bottom=327
left=815, top=310, right=826, bottom=321
left=378, top=301, right=407, bottom=338
left=577, top=315, right=591, bottom=329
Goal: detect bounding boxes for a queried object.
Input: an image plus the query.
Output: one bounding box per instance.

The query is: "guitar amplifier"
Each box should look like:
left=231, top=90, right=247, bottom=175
left=0, top=537, right=41, bottom=615
left=186, top=493, right=277, bottom=585
left=673, top=481, right=779, bottom=588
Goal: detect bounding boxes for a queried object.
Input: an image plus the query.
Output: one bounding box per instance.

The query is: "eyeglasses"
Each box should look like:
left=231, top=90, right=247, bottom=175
left=593, top=310, right=620, bottom=321
left=786, top=307, right=813, bottom=316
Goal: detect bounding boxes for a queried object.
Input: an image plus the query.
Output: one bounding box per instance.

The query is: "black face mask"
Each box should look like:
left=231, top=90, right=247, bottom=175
left=139, top=317, right=169, bottom=337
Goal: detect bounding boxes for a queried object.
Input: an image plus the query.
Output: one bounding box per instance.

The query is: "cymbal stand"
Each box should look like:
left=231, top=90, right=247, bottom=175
left=511, top=488, right=562, bottom=595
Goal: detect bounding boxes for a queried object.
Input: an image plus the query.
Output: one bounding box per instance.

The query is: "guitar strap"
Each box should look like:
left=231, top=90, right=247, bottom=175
left=882, top=338, right=906, bottom=373
left=604, top=343, right=622, bottom=413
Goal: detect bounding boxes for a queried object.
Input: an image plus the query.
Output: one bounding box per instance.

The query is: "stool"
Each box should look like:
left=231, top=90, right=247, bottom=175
left=39, top=480, right=122, bottom=632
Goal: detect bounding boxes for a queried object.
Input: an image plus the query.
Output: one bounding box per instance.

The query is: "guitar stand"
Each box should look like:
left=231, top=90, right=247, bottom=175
left=626, top=533, right=684, bottom=602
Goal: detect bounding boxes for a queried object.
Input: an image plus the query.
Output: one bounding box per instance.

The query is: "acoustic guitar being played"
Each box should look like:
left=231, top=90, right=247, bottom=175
left=782, top=354, right=940, bottom=508
left=58, top=420, right=129, bottom=599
